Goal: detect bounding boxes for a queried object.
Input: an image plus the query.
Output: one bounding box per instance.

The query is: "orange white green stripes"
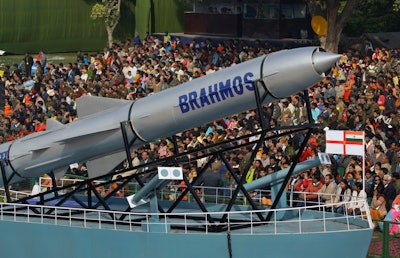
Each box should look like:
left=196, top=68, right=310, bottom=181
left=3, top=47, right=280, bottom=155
left=325, top=130, right=364, bottom=155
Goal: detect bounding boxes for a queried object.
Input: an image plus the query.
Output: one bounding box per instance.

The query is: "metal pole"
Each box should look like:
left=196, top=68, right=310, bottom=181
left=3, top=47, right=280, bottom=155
left=382, top=221, right=389, bottom=257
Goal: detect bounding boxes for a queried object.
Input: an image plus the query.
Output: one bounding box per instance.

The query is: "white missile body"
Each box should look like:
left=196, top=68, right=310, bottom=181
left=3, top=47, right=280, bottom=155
left=0, top=47, right=340, bottom=186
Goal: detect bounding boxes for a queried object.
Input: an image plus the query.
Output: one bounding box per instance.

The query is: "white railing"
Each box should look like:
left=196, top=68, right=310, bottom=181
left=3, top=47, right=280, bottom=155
left=0, top=189, right=30, bottom=201
left=0, top=200, right=372, bottom=235
left=1, top=178, right=370, bottom=211
left=0, top=179, right=265, bottom=206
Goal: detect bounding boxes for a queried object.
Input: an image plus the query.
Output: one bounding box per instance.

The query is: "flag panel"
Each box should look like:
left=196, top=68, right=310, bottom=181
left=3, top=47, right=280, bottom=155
left=325, top=130, right=364, bottom=155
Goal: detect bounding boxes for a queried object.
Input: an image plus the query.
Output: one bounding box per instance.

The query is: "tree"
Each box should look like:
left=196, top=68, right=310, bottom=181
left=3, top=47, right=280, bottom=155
left=307, top=0, right=358, bottom=53
left=90, top=0, right=122, bottom=48
left=395, top=0, right=400, bottom=11
left=344, top=0, right=400, bottom=37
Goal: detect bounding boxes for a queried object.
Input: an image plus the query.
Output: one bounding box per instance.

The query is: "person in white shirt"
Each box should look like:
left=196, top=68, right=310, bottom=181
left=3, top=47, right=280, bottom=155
left=347, top=182, right=367, bottom=215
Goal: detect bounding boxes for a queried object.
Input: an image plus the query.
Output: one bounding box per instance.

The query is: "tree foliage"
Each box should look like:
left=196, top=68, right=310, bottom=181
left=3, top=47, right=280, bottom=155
left=90, top=0, right=121, bottom=47
left=394, top=0, right=400, bottom=11
left=344, top=0, right=400, bottom=37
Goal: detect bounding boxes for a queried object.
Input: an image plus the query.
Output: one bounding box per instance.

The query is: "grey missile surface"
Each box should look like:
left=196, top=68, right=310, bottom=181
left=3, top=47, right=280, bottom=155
left=0, top=47, right=340, bottom=187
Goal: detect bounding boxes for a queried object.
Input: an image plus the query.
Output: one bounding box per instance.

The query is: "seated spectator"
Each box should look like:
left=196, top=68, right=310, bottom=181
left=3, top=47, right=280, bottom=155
left=288, top=173, right=301, bottom=193
left=333, top=179, right=352, bottom=214
left=318, top=174, right=337, bottom=208
left=346, top=182, right=367, bottom=216
left=246, top=159, right=263, bottom=183
left=345, top=156, right=362, bottom=174
left=382, top=174, right=397, bottom=201
left=296, top=173, right=323, bottom=207
left=393, top=172, right=400, bottom=194
left=294, top=171, right=312, bottom=193
left=367, top=175, right=384, bottom=198
left=384, top=194, right=400, bottom=235
left=41, top=173, right=53, bottom=192
left=369, top=189, right=389, bottom=228
left=364, top=170, right=375, bottom=197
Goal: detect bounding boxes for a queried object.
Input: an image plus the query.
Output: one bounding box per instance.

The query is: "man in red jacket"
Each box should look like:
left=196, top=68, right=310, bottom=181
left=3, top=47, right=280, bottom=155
left=296, top=173, right=323, bottom=207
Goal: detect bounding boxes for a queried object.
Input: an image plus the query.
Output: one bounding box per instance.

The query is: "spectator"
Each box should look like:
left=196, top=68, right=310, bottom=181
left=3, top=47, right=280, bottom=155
left=2, top=36, right=400, bottom=208
left=392, top=172, right=400, bottom=194
left=369, top=188, right=389, bottom=227
left=386, top=194, right=400, bottom=235
left=383, top=174, right=397, bottom=201
left=318, top=174, right=337, bottom=208
left=297, top=173, right=323, bottom=207
left=333, top=179, right=352, bottom=214
left=23, top=52, right=34, bottom=77
left=195, top=165, right=223, bottom=196
left=347, top=182, right=367, bottom=216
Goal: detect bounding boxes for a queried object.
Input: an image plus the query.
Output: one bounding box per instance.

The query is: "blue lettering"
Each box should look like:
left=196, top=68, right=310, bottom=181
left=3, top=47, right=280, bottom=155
left=219, top=79, right=233, bottom=100
left=179, top=95, right=190, bottom=113
left=189, top=91, right=201, bottom=110
left=209, top=83, right=220, bottom=103
left=178, top=72, right=255, bottom=114
left=244, top=72, right=255, bottom=91
left=199, top=88, right=211, bottom=107
left=232, top=76, right=243, bottom=95
left=0, top=151, right=8, bottom=166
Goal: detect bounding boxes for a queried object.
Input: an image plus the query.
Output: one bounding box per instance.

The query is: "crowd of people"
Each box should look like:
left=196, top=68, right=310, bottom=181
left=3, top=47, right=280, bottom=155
left=1, top=33, right=400, bottom=232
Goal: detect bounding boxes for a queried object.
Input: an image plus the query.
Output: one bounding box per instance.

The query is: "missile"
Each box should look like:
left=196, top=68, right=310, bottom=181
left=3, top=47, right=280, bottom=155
left=0, top=47, right=340, bottom=187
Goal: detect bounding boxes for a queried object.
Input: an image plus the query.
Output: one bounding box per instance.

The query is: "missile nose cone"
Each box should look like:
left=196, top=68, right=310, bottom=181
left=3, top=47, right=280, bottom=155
left=312, top=50, right=341, bottom=76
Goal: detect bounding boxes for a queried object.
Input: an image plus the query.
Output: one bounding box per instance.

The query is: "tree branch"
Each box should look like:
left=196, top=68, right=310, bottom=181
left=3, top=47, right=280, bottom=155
left=307, top=0, right=324, bottom=17
left=337, top=0, right=359, bottom=28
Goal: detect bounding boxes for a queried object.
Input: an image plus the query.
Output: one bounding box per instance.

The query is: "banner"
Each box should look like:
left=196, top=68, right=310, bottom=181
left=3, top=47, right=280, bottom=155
left=325, top=130, right=364, bottom=155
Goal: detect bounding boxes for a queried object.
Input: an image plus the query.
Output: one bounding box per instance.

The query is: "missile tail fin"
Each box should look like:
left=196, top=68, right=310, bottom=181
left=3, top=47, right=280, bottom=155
left=52, top=167, right=67, bottom=179
left=55, top=128, right=120, bottom=144
left=31, top=146, right=51, bottom=152
left=46, top=118, right=64, bottom=130
left=76, top=96, right=130, bottom=118
left=86, top=151, right=127, bottom=178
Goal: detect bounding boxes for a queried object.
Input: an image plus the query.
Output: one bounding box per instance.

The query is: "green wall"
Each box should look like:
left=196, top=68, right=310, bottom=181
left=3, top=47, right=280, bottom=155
left=0, top=0, right=188, bottom=54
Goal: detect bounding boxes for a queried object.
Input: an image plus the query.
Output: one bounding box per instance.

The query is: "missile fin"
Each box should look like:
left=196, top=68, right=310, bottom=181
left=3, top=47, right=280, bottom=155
left=31, top=146, right=51, bottom=152
left=76, top=96, right=130, bottom=118
left=55, top=128, right=120, bottom=144
left=52, top=167, right=67, bottom=179
left=86, top=151, right=127, bottom=178
left=46, top=118, right=64, bottom=130
left=19, top=131, right=51, bottom=142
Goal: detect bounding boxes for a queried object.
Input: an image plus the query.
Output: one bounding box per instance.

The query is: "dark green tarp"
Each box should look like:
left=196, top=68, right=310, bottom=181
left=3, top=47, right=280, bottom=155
left=0, top=0, right=107, bottom=54
left=0, top=0, right=186, bottom=54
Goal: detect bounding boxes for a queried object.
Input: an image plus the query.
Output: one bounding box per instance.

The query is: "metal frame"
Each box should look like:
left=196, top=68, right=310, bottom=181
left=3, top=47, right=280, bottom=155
left=3, top=82, right=321, bottom=231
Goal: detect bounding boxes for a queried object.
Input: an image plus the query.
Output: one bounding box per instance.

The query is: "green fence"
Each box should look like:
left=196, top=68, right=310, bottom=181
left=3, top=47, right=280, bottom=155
left=368, top=220, right=400, bottom=258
